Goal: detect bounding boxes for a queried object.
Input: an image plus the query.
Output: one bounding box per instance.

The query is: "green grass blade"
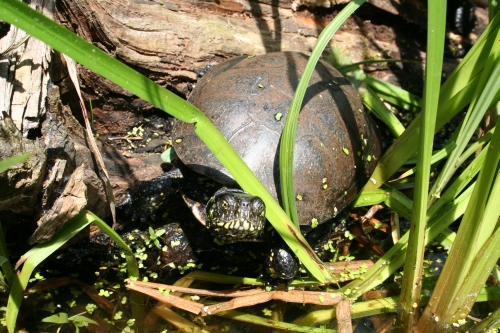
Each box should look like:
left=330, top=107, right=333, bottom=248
left=0, top=153, right=31, bottom=173
left=353, top=187, right=413, bottom=220
left=418, top=111, right=500, bottom=330
left=399, top=1, right=446, bottom=329
left=337, top=58, right=417, bottom=71
left=6, top=211, right=90, bottom=332
left=427, top=143, right=488, bottom=221
left=428, top=26, right=500, bottom=205
left=218, top=310, right=336, bottom=333
left=0, top=222, right=14, bottom=288
left=400, top=142, right=456, bottom=178
left=363, top=11, right=500, bottom=191
left=296, top=296, right=400, bottom=326
left=433, top=229, right=455, bottom=249
left=365, top=74, right=421, bottom=112
left=279, top=0, right=365, bottom=227
left=329, top=46, right=406, bottom=137
left=447, top=213, right=500, bottom=326
left=0, top=0, right=332, bottom=282
left=364, top=86, right=406, bottom=137
left=373, top=91, right=420, bottom=113
left=352, top=189, right=387, bottom=207
left=490, top=0, right=500, bottom=21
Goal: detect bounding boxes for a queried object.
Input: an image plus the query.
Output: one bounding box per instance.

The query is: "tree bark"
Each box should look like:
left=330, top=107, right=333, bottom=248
left=0, top=0, right=54, bottom=137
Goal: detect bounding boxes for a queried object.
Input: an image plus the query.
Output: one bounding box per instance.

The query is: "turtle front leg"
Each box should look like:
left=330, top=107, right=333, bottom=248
left=120, top=168, right=184, bottom=224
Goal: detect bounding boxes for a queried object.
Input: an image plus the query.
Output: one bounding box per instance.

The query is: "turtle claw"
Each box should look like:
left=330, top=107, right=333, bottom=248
left=181, top=191, right=207, bottom=227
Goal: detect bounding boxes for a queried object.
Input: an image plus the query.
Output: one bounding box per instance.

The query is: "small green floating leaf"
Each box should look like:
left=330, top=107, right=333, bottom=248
left=42, top=312, right=69, bottom=324
left=342, top=147, right=350, bottom=155
left=86, top=304, right=97, bottom=314
left=160, top=146, right=176, bottom=163
left=71, top=315, right=98, bottom=327
left=114, top=311, right=123, bottom=320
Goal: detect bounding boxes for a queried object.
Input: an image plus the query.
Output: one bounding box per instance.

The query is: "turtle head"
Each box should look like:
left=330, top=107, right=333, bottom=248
left=205, top=188, right=266, bottom=244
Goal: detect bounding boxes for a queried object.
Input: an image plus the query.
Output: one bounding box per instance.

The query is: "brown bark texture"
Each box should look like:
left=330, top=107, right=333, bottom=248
left=0, top=0, right=54, bottom=136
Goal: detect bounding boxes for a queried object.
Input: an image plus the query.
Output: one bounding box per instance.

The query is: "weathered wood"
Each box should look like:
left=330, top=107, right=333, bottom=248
left=29, top=164, right=88, bottom=244
left=0, top=113, right=47, bottom=214
left=336, top=299, right=353, bottom=333
left=0, top=0, right=54, bottom=136
left=53, top=0, right=402, bottom=75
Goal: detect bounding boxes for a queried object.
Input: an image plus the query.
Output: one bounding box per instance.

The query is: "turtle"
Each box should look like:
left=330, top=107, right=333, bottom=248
left=125, top=51, right=381, bottom=285
left=181, top=187, right=266, bottom=244
left=174, top=51, right=381, bottom=229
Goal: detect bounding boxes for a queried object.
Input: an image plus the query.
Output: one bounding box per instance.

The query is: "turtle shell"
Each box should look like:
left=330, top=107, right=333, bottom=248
left=173, top=52, right=381, bottom=227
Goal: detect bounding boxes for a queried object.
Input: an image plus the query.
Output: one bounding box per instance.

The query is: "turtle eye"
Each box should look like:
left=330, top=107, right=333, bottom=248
left=251, top=197, right=265, bottom=214
left=218, top=194, right=236, bottom=211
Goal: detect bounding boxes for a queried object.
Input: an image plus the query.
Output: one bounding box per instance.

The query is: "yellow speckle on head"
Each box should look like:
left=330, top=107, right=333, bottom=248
left=243, top=222, right=250, bottom=230
left=249, top=225, right=255, bottom=231
left=224, top=223, right=231, bottom=229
